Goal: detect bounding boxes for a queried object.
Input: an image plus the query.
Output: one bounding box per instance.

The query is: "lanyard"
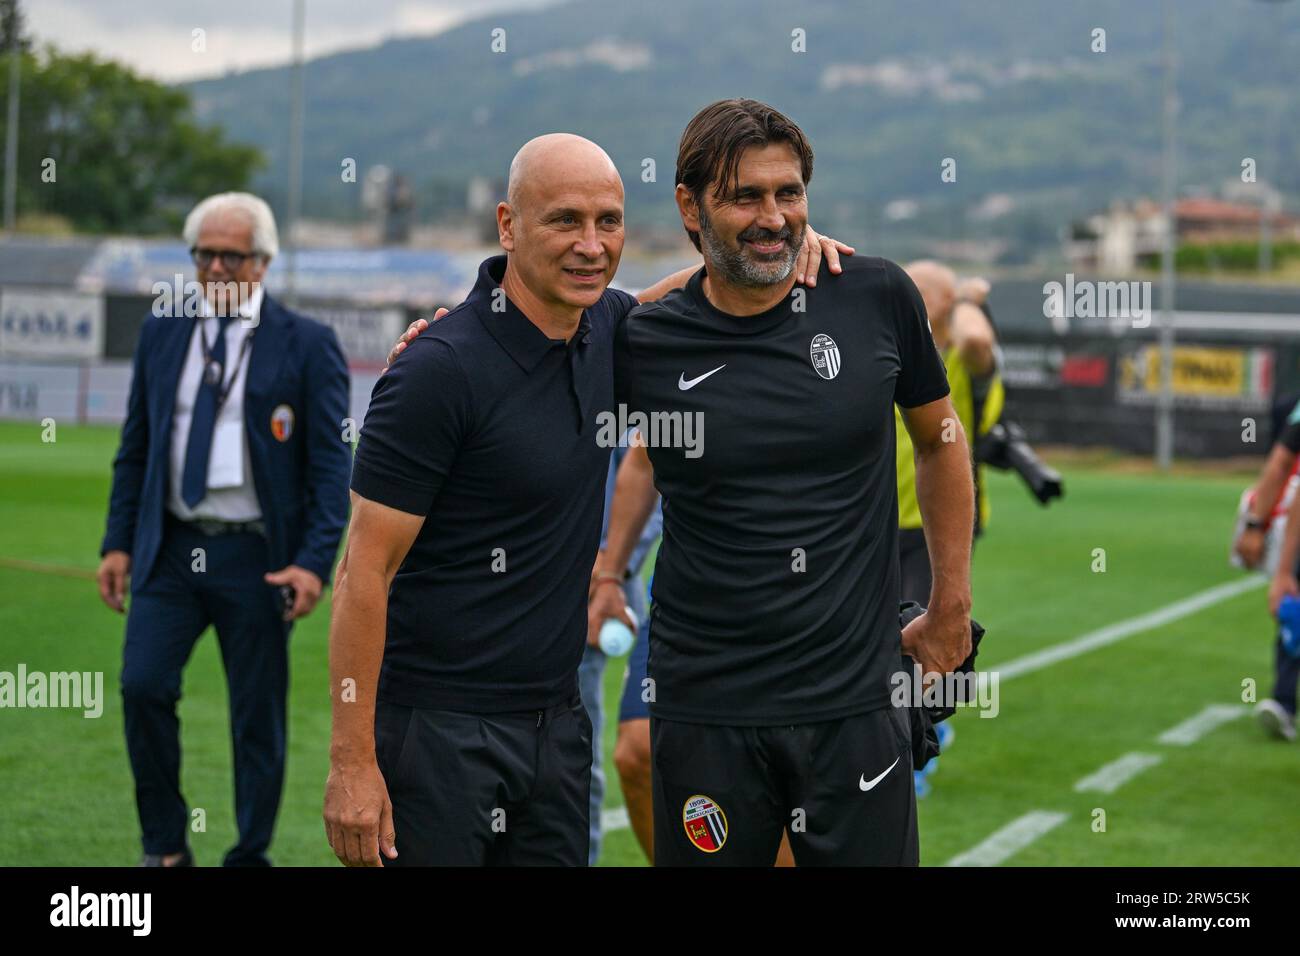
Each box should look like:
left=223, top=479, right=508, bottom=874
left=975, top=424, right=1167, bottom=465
left=196, top=316, right=256, bottom=414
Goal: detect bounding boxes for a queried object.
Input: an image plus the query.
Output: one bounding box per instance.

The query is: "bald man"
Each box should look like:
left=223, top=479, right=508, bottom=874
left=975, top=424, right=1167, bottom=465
left=326, top=134, right=846, bottom=867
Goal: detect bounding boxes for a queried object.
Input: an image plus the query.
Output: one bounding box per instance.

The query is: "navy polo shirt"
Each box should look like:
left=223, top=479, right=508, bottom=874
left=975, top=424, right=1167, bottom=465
left=351, top=254, right=636, bottom=712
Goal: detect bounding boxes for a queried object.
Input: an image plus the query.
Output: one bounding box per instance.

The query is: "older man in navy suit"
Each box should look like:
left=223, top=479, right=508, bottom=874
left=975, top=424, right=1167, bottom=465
left=96, top=192, right=351, bottom=867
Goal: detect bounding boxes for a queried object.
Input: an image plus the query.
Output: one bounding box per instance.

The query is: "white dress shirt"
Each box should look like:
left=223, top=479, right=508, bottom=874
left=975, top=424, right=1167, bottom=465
left=167, top=286, right=264, bottom=522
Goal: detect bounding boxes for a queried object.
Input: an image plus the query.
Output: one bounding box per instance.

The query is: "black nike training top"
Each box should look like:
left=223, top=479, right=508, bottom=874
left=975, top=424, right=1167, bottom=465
left=613, top=255, right=950, bottom=725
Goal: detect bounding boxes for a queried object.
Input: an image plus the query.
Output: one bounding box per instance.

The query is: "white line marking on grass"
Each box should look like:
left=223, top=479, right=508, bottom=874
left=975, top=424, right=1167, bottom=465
left=1073, top=752, right=1163, bottom=794
left=996, top=576, right=1266, bottom=682
left=604, top=581, right=1260, bottom=838
left=945, top=810, right=1069, bottom=867
left=601, top=806, right=630, bottom=832
left=1157, top=704, right=1248, bottom=745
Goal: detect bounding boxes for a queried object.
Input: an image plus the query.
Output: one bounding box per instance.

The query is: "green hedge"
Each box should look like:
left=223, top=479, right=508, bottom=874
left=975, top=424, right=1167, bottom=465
left=1176, top=240, right=1300, bottom=273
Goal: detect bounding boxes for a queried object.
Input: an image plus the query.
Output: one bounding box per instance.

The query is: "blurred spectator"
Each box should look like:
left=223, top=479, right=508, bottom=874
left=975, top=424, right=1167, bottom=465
left=1238, top=392, right=1300, bottom=740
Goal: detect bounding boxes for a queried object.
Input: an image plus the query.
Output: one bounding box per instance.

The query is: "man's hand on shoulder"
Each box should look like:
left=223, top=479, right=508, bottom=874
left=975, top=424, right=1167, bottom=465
left=384, top=307, right=451, bottom=372
left=795, top=225, right=855, bottom=287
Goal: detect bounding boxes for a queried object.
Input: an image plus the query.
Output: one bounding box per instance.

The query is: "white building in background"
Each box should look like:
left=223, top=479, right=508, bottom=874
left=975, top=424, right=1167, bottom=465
left=1067, top=199, right=1167, bottom=273
left=1066, top=196, right=1298, bottom=273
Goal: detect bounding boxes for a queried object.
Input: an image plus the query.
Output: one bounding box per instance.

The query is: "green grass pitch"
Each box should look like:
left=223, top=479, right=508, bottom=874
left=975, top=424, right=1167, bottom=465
left=1, top=421, right=1296, bottom=866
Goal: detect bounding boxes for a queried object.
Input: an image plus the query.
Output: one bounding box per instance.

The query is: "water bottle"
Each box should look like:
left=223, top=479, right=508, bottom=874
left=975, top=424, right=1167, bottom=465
left=1280, top=595, right=1300, bottom=658
left=599, top=608, right=638, bottom=657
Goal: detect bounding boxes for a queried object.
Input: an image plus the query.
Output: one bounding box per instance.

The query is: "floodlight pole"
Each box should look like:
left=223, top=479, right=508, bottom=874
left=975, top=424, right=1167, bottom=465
left=1155, top=0, right=1177, bottom=471
left=1256, top=0, right=1295, bottom=271
left=284, top=0, right=305, bottom=306
left=3, top=36, right=19, bottom=234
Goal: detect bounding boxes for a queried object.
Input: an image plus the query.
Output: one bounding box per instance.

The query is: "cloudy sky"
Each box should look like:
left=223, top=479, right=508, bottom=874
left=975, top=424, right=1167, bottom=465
left=26, top=0, right=563, bottom=82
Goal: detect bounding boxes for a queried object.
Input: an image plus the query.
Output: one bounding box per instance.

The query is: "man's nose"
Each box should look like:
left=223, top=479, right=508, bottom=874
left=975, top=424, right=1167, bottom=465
left=573, top=223, right=603, bottom=258
left=754, top=197, right=785, bottom=233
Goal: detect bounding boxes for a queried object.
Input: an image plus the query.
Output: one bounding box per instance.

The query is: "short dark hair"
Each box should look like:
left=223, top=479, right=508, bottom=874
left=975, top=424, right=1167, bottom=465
left=675, top=98, right=815, bottom=252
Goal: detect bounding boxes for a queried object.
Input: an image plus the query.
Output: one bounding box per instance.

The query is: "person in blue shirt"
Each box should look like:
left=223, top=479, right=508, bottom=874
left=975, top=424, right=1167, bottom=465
left=578, top=431, right=663, bottom=863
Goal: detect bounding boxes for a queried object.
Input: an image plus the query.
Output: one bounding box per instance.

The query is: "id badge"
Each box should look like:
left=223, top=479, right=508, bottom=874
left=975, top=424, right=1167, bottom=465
left=207, top=419, right=245, bottom=489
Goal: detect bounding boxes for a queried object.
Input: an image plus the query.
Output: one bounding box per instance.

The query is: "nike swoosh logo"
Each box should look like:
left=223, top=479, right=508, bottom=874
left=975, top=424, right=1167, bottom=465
left=859, top=756, right=901, bottom=792
left=678, top=364, right=727, bottom=391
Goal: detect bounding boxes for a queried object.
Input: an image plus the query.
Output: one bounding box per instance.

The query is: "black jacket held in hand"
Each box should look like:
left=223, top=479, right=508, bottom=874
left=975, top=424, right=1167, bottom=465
left=899, top=601, right=987, bottom=771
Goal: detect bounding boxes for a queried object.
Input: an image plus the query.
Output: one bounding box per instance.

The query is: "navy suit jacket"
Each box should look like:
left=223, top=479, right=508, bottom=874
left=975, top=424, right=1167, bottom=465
left=101, top=293, right=352, bottom=591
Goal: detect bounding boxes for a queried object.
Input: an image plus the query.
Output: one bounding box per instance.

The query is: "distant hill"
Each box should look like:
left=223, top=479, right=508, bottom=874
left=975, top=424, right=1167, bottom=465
left=185, top=0, right=1300, bottom=262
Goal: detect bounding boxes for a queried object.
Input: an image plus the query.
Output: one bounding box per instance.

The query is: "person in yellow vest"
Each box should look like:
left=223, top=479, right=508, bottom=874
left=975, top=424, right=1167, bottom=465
left=897, top=262, right=1003, bottom=604
left=898, top=263, right=1002, bottom=798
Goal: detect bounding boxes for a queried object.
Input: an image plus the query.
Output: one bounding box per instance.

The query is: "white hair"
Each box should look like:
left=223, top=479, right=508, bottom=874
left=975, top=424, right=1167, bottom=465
left=182, top=192, right=279, bottom=261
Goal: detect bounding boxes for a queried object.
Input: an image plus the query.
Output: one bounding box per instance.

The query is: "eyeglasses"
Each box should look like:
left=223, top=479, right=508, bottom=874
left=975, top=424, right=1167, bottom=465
left=191, top=247, right=258, bottom=270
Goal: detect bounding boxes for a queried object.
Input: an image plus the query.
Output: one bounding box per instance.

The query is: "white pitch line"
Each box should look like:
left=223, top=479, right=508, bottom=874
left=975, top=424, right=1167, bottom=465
left=944, top=810, right=1069, bottom=867
left=1157, top=704, right=1248, bottom=746
left=1073, top=752, right=1163, bottom=794
left=601, top=806, right=630, bottom=832
left=603, top=579, right=1265, bottom=840
left=995, top=576, right=1266, bottom=682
